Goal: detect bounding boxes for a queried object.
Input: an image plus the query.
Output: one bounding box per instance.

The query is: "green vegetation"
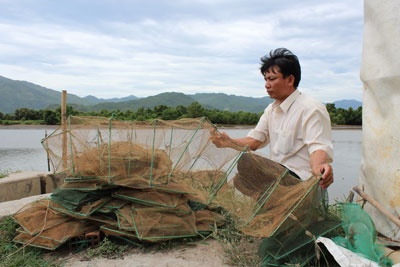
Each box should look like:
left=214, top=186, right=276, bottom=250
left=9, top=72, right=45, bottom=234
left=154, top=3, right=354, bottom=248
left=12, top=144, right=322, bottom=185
left=1, top=75, right=271, bottom=114
left=0, top=216, right=59, bottom=267
left=0, top=169, right=10, bottom=179
left=326, top=103, right=362, bottom=126
left=0, top=216, right=129, bottom=266
left=214, top=211, right=261, bottom=266
left=1, top=75, right=362, bottom=118
left=0, top=76, right=100, bottom=114
left=84, top=237, right=130, bottom=259
left=0, top=102, right=361, bottom=126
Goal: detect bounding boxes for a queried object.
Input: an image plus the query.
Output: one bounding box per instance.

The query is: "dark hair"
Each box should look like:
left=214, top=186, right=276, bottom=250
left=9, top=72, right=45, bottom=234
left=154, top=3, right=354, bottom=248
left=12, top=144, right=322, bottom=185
left=260, top=48, right=301, bottom=88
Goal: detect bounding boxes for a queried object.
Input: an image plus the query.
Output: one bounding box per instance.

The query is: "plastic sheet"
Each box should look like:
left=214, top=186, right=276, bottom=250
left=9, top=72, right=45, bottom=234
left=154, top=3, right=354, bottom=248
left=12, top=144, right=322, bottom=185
left=359, top=0, right=400, bottom=241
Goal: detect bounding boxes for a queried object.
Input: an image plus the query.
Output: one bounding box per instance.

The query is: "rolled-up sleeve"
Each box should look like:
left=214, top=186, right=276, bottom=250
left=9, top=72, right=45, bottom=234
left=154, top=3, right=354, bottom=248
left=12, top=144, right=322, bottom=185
left=304, top=106, right=334, bottom=162
left=247, top=107, right=271, bottom=146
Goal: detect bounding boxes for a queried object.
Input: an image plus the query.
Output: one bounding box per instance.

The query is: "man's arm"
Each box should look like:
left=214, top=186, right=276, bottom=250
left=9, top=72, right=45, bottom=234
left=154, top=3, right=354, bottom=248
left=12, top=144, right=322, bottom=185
left=210, top=131, right=262, bottom=151
left=310, top=150, right=333, bottom=188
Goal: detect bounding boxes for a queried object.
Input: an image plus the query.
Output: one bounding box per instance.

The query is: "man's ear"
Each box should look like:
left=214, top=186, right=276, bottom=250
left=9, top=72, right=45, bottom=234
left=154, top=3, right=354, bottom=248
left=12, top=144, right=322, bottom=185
left=287, top=75, right=295, bottom=87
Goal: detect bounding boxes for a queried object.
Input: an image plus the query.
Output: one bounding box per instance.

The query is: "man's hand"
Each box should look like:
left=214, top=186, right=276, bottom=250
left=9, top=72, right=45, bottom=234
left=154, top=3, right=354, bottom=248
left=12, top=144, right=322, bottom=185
left=210, top=130, right=232, bottom=148
left=310, top=150, right=334, bottom=189
left=210, top=129, right=261, bottom=151
left=318, top=163, right=334, bottom=189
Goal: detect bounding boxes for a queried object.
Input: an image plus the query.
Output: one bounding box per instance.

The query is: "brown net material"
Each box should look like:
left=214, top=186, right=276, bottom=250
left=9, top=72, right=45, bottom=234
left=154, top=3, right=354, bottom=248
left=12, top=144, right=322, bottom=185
left=12, top=116, right=338, bottom=257
left=212, top=152, right=327, bottom=236
left=193, top=209, right=226, bottom=232
left=43, top=116, right=241, bottom=185
left=100, top=225, right=137, bottom=240
left=14, top=219, right=97, bottom=250
left=210, top=150, right=340, bottom=265
left=12, top=117, right=242, bottom=249
left=12, top=199, right=69, bottom=235
left=73, top=142, right=173, bottom=181
left=232, top=153, right=301, bottom=199
left=112, top=188, right=188, bottom=208
left=130, top=205, right=198, bottom=241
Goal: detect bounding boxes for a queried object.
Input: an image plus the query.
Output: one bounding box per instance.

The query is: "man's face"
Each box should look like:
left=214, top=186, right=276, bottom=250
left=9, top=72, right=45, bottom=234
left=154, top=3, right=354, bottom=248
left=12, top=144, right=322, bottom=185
left=263, top=66, right=295, bottom=103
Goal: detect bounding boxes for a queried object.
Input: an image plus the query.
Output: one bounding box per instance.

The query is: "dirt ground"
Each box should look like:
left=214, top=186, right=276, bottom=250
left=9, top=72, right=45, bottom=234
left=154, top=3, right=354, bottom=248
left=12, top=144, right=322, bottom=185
left=61, top=239, right=231, bottom=267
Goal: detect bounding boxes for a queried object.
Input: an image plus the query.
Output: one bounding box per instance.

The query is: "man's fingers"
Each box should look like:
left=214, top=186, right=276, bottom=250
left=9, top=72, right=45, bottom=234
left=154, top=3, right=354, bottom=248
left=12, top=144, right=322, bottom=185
left=319, top=173, right=333, bottom=188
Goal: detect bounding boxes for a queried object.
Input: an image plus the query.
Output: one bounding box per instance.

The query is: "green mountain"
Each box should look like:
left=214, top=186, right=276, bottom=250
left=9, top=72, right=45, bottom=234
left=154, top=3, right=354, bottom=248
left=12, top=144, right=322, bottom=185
left=333, top=99, right=362, bottom=109
left=0, top=76, right=272, bottom=114
left=90, top=92, right=199, bottom=112
left=83, top=95, right=139, bottom=103
left=0, top=76, right=98, bottom=113
left=0, top=75, right=361, bottom=115
left=191, top=93, right=270, bottom=113
left=89, top=92, right=268, bottom=112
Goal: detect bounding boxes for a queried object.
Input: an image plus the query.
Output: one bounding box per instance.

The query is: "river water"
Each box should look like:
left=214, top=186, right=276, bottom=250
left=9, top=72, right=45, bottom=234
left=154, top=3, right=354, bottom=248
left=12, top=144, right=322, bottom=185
left=0, top=127, right=361, bottom=203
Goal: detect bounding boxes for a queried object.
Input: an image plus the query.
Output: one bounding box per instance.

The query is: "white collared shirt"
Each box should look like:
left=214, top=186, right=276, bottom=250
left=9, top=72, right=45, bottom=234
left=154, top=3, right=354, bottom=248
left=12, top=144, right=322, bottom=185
left=247, top=90, right=333, bottom=180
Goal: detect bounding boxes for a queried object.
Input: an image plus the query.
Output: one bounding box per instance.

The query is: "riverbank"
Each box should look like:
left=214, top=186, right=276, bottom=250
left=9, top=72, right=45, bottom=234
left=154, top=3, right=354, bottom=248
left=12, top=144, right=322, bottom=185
left=61, top=239, right=232, bottom=267
left=0, top=124, right=58, bottom=130
left=0, top=123, right=362, bottom=130
left=331, top=125, right=362, bottom=130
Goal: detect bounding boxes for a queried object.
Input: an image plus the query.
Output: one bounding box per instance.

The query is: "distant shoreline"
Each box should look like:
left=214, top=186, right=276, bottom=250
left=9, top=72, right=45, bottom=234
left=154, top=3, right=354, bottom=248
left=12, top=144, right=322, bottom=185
left=0, top=124, right=362, bottom=130
left=0, top=124, right=59, bottom=130
left=331, top=125, right=362, bottom=130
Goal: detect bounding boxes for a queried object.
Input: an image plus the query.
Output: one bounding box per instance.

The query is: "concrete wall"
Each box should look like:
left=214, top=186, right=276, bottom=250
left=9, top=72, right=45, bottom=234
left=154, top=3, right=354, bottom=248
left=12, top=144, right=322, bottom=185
left=0, top=193, right=51, bottom=218
left=0, top=171, right=65, bottom=203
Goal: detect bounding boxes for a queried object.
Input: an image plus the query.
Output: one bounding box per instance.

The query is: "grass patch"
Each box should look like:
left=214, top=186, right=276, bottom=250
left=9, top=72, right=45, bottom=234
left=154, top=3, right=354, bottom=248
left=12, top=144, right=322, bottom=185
left=0, top=120, right=46, bottom=126
left=0, top=169, right=11, bottom=179
left=213, top=210, right=262, bottom=266
left=0, top=216, right=60, bottom=267
left=84, top=237, right=130, bottom=259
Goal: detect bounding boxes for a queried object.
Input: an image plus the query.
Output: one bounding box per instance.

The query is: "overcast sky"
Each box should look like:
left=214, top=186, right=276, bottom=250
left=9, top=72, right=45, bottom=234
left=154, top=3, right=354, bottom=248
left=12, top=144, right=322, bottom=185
left=0, top=0, right=364, bottom=102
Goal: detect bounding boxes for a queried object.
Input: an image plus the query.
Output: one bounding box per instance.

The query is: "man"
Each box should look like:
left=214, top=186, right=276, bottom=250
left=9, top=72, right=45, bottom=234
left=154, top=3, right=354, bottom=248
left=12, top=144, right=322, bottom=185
left=211, top=48, right=333, bottom=189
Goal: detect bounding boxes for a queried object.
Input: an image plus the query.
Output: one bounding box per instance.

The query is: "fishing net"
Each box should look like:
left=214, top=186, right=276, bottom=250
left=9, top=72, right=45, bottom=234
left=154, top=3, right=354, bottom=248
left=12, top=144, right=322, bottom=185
left=13, top=116, right=240, bottom=249
left=212, top=153, right=341, bottom=266
left=12, top=116, right=339, bottom=264
left=332, top=203, right=392, bottom=266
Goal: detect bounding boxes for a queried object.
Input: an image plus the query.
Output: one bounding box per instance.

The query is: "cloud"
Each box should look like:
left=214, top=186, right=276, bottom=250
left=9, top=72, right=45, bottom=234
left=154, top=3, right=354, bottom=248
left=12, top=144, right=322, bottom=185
left=0, top=0, right=363, bottom=102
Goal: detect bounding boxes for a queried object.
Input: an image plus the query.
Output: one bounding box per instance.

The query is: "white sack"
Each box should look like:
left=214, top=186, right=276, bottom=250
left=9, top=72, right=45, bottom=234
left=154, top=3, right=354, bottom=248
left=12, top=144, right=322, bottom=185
left=360, top=0, right=400, bottom=240
left=316, top=237, right=379, bottom=267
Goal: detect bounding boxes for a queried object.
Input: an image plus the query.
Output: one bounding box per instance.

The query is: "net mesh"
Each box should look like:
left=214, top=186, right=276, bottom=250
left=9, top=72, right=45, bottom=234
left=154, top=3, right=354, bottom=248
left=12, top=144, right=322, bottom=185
left=332, top=203, right=393, bottom=266
left=12, top=116, right=339, bottom=264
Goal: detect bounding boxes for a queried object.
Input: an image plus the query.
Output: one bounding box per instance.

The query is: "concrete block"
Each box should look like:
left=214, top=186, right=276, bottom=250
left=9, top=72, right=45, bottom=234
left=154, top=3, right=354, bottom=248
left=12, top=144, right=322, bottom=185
left=0, top=193, right=51, bottom=217
left=0, top=172, right=50, bottom=202
left=41, top=172, right=66, bottom=193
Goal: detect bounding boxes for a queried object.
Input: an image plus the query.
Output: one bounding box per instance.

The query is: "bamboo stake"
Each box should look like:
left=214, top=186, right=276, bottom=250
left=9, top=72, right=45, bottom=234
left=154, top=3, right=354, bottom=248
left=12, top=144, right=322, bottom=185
left=353, top=186, right=400, bottom=228
left=61, top=90, right=67, bottom=169
left=45, top=130, right=50, bottom=171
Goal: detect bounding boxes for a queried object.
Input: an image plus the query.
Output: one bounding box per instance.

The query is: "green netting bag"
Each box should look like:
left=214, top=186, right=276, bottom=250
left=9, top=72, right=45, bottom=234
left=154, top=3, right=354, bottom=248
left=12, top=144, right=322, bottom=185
left=332, top=203, right=392, bottom=266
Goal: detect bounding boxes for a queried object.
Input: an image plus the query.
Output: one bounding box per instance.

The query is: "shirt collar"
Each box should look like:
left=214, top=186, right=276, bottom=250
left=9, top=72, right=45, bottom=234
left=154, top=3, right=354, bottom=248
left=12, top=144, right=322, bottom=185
left=275, top=90, right=301, bottom=113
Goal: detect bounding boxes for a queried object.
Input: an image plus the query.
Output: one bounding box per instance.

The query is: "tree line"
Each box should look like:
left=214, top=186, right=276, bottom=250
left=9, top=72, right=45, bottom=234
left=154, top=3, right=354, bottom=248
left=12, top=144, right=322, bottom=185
left=0, top=102, right=362, bottom=126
